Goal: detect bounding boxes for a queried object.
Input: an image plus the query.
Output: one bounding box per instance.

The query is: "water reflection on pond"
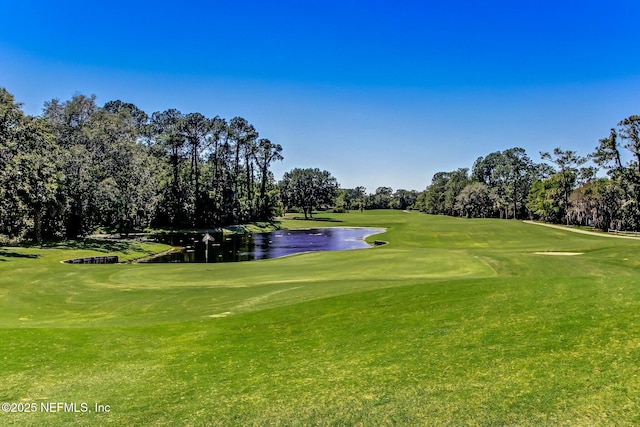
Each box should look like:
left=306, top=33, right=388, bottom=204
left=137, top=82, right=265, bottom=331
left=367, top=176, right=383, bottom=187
left=144, top=227, right=385, bottom=263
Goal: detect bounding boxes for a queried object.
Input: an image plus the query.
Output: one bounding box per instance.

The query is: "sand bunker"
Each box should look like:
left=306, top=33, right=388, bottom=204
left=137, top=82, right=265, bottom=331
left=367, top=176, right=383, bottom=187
left=207, top=312, right=231, bottom=318
left=533, top=252, right=584, bottom=256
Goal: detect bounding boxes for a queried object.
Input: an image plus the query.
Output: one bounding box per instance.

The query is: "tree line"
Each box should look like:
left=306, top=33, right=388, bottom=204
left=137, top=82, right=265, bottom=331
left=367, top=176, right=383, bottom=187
left=0, top=87, right=286, bottom=243
left=0, top=86, right=446, bottom=244
left=4, top=83, right=640, bottom=243
left=414, top=115, right=640, bottom=231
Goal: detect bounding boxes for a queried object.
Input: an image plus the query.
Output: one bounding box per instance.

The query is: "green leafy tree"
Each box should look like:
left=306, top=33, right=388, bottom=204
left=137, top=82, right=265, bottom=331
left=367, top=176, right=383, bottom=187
left=83, top=103, right=160, bottom=233
left=471, top=148, right=536, bottom=219
left=253, top=138, right=283, bottom=219
left=149, top=109, right=187, bottom=227
left=527, top=174, right=565, bottom=223
left=228, top=117, right=258, bottom=221
left=279, top=168, right=339, bottom=219
left=418, top=169, right=469, bottom=216
left=590, top=119, right=640, bottom=231
left=473, top=151, right=505, bottom=217
left=353, top=186, right=368, bottom=211
left=0, top=88, right=25, bottom=238
left=1, top=86, right=286, bottom=238
left=618, top=116, right=640, bottom=173
left=419, top=172, right=448, bottom=214
left=593, top=128, right=622, bottom=174
left=372, top=187, right=393, bottom=209
left=13, top=116, right=62, bottom=243
left=1, top=89, right=63, bottom=242
left=333, top=189, right=352, bottom=213
left=390, top=189, right=418, bottom=210
left=472, top=151, right=504, bottom=187
left=500, top=148, right=534, bottom=219
left=540, top=148, right=588, bottom=225
left=568, top=178, right=623, bottom=229
left=43, top=93, right=101, bottom=237
left=455, top=182, right=494, bottom=218
left=181, top=112, right=212, bottom=225
left=443, top=168, right=470, bottom=216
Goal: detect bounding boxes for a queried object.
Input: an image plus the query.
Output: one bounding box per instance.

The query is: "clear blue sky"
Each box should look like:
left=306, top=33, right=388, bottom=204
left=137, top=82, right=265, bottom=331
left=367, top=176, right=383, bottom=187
left=2, top=0, right=640, bottom=192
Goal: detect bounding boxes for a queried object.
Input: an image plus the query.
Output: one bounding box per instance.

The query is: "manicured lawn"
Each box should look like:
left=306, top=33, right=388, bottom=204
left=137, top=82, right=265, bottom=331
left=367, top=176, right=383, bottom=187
left=1, top=211, right=640, bottom=425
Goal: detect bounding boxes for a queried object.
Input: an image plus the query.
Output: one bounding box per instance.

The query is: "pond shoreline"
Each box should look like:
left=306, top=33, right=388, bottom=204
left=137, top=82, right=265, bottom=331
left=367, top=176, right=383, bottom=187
left=142, top=226, right=387, bottom=264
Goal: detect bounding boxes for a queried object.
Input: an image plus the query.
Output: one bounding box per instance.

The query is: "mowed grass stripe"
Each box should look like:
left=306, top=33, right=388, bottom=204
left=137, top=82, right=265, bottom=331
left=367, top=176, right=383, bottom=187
left=1, top=211, right=640, bottom=425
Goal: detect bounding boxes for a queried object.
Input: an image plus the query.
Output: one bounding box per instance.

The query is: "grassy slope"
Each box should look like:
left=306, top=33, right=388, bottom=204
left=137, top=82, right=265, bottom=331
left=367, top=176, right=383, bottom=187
left=1, top=211, right=640, bottom=426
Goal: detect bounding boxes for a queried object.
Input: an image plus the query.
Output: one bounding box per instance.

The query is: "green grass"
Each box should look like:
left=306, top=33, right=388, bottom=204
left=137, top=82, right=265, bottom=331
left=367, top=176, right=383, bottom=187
left=2, top=211, right=640, bottom=425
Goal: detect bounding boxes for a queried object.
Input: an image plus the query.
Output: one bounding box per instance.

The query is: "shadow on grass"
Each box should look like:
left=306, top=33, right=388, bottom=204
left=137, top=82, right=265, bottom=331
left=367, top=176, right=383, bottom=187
left=0, top=248, right=41, bottom=261
left=253, top=220, right=285, bottom=229
left=38, top=239, right=156, bottom=255
left=288, top=217, right=344, bottom=223
left=225, top=220, right=286, bottom=233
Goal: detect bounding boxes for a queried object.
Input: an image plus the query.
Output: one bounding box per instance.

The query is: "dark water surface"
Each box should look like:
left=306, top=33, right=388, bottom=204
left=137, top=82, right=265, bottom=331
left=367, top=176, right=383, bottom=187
left=144, top=227, right=385, bottom=263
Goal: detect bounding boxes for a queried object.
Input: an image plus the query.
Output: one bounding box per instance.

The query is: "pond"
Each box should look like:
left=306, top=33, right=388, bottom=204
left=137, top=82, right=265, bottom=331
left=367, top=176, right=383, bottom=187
left=143, top=227, right=385, bottom=263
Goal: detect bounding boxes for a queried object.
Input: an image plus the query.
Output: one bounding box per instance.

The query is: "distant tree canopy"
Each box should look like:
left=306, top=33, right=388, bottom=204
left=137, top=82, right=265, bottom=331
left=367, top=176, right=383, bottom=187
left=279, top=168, right=339, bottom=219
left=0, top=87, right=284, bottom=242
left=5, top=84, right=640, bottom=241
left=3, top=85, right=429, bottom=243
left=416, top=114, right=640, bottom=231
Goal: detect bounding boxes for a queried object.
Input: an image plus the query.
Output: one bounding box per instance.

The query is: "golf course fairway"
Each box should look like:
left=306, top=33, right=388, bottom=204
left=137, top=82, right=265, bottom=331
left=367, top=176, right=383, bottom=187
left=1, top=210, right=639, bottom=426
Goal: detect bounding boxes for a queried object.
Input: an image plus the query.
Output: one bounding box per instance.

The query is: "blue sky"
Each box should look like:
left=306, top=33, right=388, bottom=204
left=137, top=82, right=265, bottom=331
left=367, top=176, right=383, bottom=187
left=2, top=0, right=640, bottom=192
